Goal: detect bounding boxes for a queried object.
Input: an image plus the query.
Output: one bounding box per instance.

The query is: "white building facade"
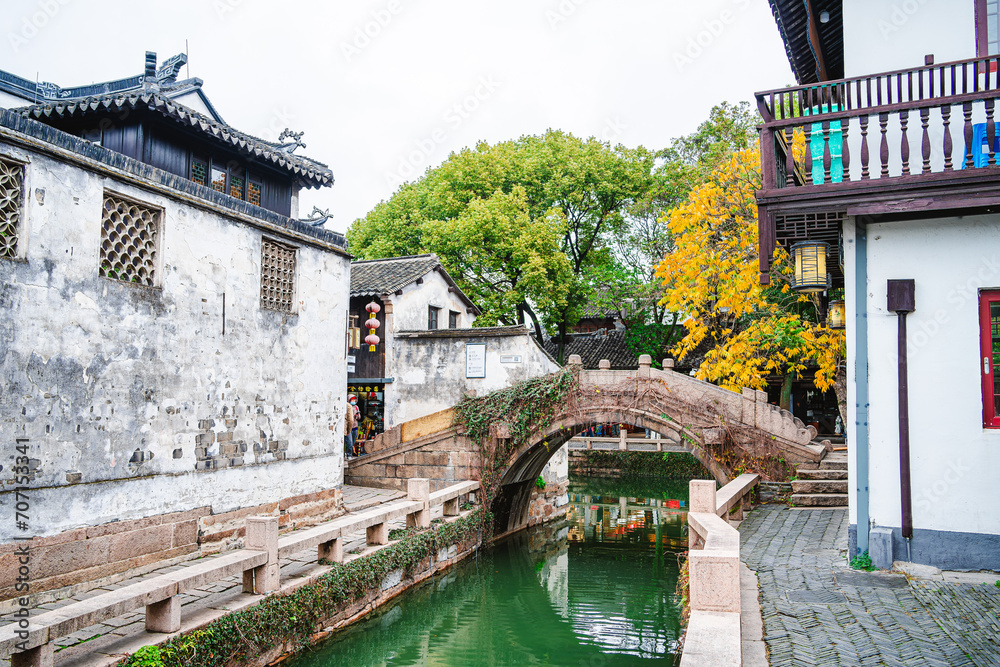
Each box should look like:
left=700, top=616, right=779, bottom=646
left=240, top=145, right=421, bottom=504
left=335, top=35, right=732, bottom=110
left=759, top=0, right=1000, bottom=569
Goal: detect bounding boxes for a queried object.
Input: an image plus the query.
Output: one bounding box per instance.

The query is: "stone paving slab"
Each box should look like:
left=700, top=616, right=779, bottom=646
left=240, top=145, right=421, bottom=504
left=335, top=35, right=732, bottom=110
left=0, top=485, right=427, bottom=666
left=740, top=506, right=999, bottom=667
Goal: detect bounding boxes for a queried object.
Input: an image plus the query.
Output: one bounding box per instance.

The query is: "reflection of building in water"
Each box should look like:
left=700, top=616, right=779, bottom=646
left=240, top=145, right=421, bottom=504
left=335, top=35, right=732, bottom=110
left=566, top=493, right=688, bottom=551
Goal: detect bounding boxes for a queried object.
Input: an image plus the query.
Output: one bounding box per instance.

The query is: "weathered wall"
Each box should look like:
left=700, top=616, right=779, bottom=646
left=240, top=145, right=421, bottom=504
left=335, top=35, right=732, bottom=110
left=844, top=214, right=1000, bottom=569
left=0, top=138, right=350, bottom=542
left=389, top=330, right=560, bottom=427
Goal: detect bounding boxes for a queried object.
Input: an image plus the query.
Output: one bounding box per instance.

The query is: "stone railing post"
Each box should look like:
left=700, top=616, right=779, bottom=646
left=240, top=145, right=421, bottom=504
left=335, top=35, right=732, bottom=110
left=243, top=516, right=279, bottom=594
left=407, top=478, right=431, bottom=528
left=568, top=354, right=582, bottom=366
left=662, top=358, right=675, bottom=371
left=688, top=480, right=717, bottom=550
left=638, top=354, right=652, bottom=378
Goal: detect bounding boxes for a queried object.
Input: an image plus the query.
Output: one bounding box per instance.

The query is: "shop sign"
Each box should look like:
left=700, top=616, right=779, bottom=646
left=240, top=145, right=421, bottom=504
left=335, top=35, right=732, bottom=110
left=499, top=354, right=522, bottom=364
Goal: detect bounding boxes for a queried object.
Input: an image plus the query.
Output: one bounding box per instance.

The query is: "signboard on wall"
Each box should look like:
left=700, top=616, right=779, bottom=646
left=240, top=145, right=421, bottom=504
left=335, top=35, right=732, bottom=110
left=466, top=343, right=486, bottom=378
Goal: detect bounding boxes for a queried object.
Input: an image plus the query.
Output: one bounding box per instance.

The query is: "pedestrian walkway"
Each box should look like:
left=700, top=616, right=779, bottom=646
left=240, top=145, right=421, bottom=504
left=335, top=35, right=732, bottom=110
left=0, top=485, right=412, bottom=667
left=739, top=506, right=1000, bottom=667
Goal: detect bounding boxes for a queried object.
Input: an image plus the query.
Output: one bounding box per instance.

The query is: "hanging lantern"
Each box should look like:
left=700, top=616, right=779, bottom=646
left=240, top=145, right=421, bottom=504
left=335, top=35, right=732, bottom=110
left=365, top=301, right=381, bottom=352
left=790, top=241, right=831, bottom=293
left=826, top=300, right=846, bottom=329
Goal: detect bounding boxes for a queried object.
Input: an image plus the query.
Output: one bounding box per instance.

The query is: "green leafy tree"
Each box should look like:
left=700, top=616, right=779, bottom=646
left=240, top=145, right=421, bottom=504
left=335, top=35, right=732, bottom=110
left=348, top=130, right=655, bottom=349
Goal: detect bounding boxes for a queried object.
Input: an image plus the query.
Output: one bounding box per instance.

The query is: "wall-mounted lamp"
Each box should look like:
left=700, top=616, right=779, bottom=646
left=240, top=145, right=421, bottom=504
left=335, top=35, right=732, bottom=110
left=826, top=300, right=846, bottom=329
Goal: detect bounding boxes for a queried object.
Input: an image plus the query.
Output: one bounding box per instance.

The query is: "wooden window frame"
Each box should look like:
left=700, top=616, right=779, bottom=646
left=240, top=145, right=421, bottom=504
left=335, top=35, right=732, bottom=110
left=428, top=306, right=440, bottom=330
left=979, top=289, right=1000, bottom=427
left=449, top=310, right=459, bottom=329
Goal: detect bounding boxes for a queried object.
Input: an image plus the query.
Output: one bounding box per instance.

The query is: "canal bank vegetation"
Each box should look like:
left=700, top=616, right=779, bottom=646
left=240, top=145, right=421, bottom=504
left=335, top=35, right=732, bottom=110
left=120, top=510, right=483, bottom=667
left=570, top=450, right=713, bottom=479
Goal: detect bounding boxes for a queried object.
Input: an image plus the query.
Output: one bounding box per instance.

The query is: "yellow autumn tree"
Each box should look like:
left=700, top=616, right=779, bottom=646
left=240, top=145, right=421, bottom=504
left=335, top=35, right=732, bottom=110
left=655, top=146, right=845, bottom=409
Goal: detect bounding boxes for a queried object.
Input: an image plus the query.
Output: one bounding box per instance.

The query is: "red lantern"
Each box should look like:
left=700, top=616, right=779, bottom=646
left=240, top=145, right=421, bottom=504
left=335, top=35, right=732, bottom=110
left=364, top=302, right=381, bottom=352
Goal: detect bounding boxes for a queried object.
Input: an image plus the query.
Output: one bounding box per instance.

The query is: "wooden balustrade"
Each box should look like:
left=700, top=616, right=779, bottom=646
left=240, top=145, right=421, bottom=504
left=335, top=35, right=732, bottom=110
left=0, top=479, right=480, bottom=667
left=758, top=54, right=1000, bottom=191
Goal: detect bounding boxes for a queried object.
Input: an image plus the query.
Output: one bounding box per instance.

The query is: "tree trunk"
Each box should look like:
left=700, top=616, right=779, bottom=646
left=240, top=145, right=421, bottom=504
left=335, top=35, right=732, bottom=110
left=519, top=301, right=545, bottom=347
left=779, top=374, right=793, bottom=412
left=833, top=362, right=848, bottom=431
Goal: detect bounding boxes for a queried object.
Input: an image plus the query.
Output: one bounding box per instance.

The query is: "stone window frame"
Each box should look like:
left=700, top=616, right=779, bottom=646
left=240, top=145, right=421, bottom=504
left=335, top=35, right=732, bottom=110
left=0, top=152, right=28, bottom=261
left=260, top=236, right=297, bottom=314
left=98, top=190, right=163, bottom=288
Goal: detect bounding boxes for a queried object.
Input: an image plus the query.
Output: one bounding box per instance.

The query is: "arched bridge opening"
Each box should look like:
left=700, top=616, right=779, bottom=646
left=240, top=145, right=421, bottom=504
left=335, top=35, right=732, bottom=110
left=491, top=407, right=726, bottom=537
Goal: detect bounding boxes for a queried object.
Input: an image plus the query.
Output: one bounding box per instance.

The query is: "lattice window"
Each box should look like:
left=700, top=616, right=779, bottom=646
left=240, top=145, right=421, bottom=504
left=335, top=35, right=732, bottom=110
left=260, top=238, right=296, bottom=313
left=229, top=174, right=245, bottom=199
left=190, top=159, right=207, bottom=186
left=100, top=193, right=159, bottom=286
left=0, top=158, right=24, bottom=258
left=248, top=181, right=262, bottom=207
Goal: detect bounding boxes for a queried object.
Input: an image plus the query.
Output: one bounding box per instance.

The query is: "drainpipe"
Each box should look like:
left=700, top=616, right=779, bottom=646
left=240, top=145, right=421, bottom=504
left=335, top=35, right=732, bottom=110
left=887, top=279, right=916, bottom=559
left=855, top=222, right=871, bottom=556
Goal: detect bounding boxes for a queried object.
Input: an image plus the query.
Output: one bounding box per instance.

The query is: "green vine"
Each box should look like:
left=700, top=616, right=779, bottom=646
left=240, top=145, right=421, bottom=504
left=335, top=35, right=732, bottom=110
left=120, top=511, right=483, bottom=667
left=453, top=367, right=579, bottom=536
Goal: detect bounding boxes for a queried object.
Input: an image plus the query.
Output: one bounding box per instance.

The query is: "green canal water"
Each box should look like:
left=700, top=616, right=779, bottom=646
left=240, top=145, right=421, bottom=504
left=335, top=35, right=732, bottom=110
left=288, top=476, right=690, bottom=666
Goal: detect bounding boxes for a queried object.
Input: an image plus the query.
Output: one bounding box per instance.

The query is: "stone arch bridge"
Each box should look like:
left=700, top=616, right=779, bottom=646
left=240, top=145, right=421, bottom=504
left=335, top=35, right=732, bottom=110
left=347, top=356, right=824, bottom=535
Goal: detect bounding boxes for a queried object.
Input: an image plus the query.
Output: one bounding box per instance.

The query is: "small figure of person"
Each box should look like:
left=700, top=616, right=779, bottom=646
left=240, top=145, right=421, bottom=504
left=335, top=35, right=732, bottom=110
left=344, top=394, right=357, bottom=459
left=349, top=394, right=362, bottom=456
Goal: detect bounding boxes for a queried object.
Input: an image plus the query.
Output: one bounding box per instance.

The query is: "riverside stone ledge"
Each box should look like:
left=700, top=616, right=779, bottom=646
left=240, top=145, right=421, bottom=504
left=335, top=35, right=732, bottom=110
left=0, top=481, right=480, bottom=666
left=680, top=611, right=741, bottom=667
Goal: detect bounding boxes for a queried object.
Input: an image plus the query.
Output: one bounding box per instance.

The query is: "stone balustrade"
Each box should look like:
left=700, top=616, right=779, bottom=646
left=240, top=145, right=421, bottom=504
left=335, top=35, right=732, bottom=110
left=0, top=479, right=478, bottom=667
left=680, top=474, right=759, bottom=667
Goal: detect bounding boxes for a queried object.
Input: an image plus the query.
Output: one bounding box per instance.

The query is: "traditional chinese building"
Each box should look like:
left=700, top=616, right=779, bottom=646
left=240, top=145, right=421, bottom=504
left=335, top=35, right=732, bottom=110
left=758, top=1, right=1000, bottom=569
left=0, top=52, right=350, bottom=600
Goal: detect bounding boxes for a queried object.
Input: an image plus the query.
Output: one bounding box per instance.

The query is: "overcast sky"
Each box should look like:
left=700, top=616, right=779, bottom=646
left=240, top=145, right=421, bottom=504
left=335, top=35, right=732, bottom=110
left=2, top=0, right=795, bottom=235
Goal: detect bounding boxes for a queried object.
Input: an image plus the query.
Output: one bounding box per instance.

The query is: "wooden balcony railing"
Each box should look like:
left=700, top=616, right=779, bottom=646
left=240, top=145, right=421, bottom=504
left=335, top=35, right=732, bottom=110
left=757, top=54, right=1000, bottom=189
left=755, top=54, right=1000, bottom=281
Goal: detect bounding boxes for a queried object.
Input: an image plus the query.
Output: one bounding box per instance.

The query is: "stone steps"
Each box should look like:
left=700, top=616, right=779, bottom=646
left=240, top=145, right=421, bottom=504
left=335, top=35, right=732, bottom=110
left=791, top=479, right=848, bottom=494
left=793, top=452, right=849, bottom=506
left=797, top=468, right=847, bottom=481
left=790, top=493, right=849, bottom=507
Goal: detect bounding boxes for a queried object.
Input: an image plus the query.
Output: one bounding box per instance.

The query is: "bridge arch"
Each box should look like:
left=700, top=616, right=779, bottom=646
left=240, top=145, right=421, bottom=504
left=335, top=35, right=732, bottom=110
left=346, top=358, right=823, bottom=537
left=491, top=405, right=726, bottom=536
left=489, top=360, right=822, bottom=536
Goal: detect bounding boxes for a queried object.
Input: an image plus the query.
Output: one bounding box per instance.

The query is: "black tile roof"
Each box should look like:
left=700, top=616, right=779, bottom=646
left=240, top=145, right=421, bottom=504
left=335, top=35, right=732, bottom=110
left=544, top=329, right=640, bottom=369
left=395, top=325, right=531, bottom=338
left=19, top=91, right=333, bottom=188
left=350, top=254, right=481, bottom=315
left=0, top=109, right=347, bottom=252
left=768, top=0, right=844, bottom=84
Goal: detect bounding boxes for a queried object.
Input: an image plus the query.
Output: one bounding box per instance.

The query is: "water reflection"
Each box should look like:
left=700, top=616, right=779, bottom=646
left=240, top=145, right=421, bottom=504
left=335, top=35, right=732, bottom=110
left=289, top=476, right=687, bottom=666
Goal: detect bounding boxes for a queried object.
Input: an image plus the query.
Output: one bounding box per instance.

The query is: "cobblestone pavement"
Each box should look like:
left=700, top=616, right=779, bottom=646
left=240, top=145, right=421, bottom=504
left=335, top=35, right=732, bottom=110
left=0, top=485, right=412, bottom=666
left=740, top=506, right=1000, bottom=667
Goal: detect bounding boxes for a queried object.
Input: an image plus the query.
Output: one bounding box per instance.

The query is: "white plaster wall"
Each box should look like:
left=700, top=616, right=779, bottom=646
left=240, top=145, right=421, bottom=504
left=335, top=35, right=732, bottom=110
left=0, top=142, right=350, bottom=539
left=389, top=332, right=560, bottom=426
left=389, top=268, right=473, bottom=332
left=861, top=214, right=1000, bottom=536
left=843, top=0, right=975, bottom=78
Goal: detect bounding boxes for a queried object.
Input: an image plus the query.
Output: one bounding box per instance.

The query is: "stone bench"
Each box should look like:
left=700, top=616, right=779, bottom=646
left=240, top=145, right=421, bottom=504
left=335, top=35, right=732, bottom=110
left=0, top=547, right=269, bottom=666
left=1, top=478, right=480, bottom=667
left=429, top=480, right=478, bottom=516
